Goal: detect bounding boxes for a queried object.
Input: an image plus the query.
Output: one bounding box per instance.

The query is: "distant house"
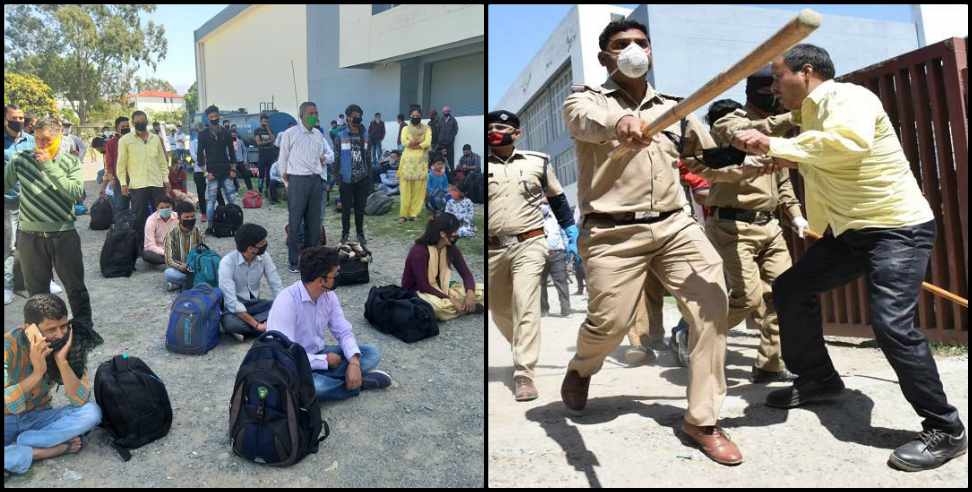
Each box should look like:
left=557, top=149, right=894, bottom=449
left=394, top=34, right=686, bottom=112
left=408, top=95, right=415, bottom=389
left=132, top=90, right=186, bottom=112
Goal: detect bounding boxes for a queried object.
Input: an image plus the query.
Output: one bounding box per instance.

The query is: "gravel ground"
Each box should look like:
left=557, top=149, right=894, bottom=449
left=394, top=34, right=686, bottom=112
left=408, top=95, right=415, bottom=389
left=488, top=289, right=969, bottom=488
left=5, top=174, right=485, bottom=487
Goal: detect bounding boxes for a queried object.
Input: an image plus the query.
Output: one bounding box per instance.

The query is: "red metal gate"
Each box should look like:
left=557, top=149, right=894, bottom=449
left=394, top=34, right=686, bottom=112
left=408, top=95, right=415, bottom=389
left=782, top=37, right=968, bottom=344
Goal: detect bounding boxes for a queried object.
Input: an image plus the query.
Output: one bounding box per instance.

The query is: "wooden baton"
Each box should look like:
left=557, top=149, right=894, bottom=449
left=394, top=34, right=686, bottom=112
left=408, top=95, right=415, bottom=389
left=803, top=229, right=968, bottom=309
left=610, top=9, right=822, bottom=158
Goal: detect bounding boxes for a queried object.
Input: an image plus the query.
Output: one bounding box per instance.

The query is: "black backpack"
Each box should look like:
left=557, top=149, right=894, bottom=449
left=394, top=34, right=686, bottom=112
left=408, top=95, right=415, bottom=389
left=100, top=209, right=138, bottom=278
left=89, top=196, right=113, bottom=230
left=94, top=354, right=173, bottom=461
left=463, top=171, right=484, bottom=204
left=229, top=330, right=329, bottom=467
left=212, top=203, right=244, bottom=238
left=364, top=285, right=439, bottom=343
left=335, top=242, right=371, bottom=286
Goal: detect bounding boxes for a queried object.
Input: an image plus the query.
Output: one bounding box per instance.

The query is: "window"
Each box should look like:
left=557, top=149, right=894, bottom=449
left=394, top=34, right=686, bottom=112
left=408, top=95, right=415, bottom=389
left=372, top=4, right=398, bottom=15
left=553, top=147, right=577, bottom=188
left=518, top=64, right=572, bottom=155
left=611, top=13, right=625, bottom=22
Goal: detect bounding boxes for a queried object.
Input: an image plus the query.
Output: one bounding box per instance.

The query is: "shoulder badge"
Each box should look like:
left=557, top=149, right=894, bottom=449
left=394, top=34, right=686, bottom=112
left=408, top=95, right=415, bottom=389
left=658, top=92, right=684, bottom=102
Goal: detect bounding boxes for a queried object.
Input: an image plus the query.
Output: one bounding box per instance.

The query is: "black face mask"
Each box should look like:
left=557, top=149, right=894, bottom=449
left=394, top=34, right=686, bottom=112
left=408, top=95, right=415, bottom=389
left=181, top=219, right=196, bottom=229
left=351, top=116, right=362, bottom=125
left=410, top=117, right=421, bottom=125
left=255, top=244, right=268, bottom=256
left=120, top=128, right=131, bottom=136
left=7, top=120, right=22, bottom=133
left=134, top=122, right=148, bottom=132
left=750, top=93, right=780, bottom=115
left=700, top=146, right=747, bottom=169
left=209, top=119, right=220, bottom=126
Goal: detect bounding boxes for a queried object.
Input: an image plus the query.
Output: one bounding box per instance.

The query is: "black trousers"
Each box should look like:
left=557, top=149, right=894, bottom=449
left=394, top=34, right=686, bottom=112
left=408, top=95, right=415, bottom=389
left=221, top=297, right=273, bottom=336
left=193, top=171, right=207, bottom=215
left=130, top=187, right=167, bottom=254
left=234, top=162, right=254, bottom=191
left=773, top=219, right=963, bottom=434
left=141, top=250, right=166, bottom=265
left=338, top=178, right=370, bottom=237
left=258, top=154, right=274, bottom=194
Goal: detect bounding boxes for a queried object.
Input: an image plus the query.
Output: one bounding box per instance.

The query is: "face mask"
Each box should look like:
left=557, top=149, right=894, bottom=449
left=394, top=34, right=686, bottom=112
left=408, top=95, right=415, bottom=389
left=181, top=219, right=196, bottom=229
left=351, top=116, right=362, bottom=125
left=48, top=332, right=70, bottom=352
left=40, top=136, right=62, bottom=160
left=410, top=117, right=421, bottom=125
left=209, top=119, right=220, bottom=126
left=255, top=244, right=268, bottom=256
left=444, top=111, right=451, bottom=117
left=7, top=120, right=22, bottom=133
left=232, top=136, right=238, bottom=142
left=614, top=41, right=652, bottom=79
left=307, top=115, right=319, bottom=127
left=749, top=92, right=779, bottom=115
left=487, top=131, right=513, bottom=147
left=158, top=208, right=172, bottom=220
left=134, top=122, right=148, bottom=132
left=120, top=128, right=131, bottom=136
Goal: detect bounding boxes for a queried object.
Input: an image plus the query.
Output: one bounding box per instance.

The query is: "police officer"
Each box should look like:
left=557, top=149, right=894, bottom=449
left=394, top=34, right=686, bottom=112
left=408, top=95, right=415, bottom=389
left=679, top=67, right=809, bottom=384
left=560, top=19, right=740, bottom=465
left=488, top=109, right=579, bottom=402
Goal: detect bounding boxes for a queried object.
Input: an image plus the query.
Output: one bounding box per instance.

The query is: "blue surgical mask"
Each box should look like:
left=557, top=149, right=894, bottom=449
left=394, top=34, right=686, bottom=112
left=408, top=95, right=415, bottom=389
left=159, top=208, right=172, bottom=220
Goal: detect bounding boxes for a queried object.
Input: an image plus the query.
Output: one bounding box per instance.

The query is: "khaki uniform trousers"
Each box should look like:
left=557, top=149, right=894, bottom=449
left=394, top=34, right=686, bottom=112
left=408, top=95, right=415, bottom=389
left=569, top=211, right=729, bottom=426
left=705, top=217, right=792, bottom=372
left=489, top=235, right=548, bottom=380
left=627, top=272, right=667, bottom=348
left=418, top=283, right=485, bottom=321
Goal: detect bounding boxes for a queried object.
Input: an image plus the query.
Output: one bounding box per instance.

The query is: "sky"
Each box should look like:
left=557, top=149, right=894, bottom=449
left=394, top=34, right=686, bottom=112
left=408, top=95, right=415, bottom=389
left=488, top=4, right=916, bottom=110
left=137, top=4, right=228, bottom=95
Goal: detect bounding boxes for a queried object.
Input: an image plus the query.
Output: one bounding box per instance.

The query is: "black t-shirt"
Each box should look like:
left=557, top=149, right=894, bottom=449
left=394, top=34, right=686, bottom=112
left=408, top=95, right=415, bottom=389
left=253, top=127, right=276, bottom=160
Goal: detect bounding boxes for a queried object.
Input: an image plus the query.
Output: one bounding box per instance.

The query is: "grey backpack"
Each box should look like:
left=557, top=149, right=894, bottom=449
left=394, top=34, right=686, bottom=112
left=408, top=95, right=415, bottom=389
left=364, top=191, right=393, bottom=216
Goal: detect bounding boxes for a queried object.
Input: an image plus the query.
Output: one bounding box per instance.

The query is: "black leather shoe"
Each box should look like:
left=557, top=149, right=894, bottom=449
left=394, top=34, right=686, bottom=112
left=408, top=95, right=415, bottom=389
left=561, top=370, right=591, bottom=413
left=889, top=428, right=968, bottom=472
left=751, top=365, right=797, bottom=384
left=765, top=374, right=845, bottom=408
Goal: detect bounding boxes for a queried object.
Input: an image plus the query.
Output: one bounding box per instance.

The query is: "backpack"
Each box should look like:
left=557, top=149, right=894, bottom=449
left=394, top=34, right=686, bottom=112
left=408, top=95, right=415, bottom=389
left=242, top=190, right=263, bottom=209
left=212, top=203, right=244, bottom=237
left=229, top=330, right=329, bottom=467
left=165, top=283, right=223, bottom=355
left=89, top=196, right=114, bottom=230
left=94, top=354, right=173, bottom=461
left=364, top=191, right=392, bottom=216
left=74, top=203, right=88, bottom=216
left=463, top=171, right=484, bottom=204
left=364, top=285, right=439, bottom=343
left=185, top=243, right=222, bottom=288
left=335, top=242, right=371, bottom=286
left=100, top=210, right=138, bottom=278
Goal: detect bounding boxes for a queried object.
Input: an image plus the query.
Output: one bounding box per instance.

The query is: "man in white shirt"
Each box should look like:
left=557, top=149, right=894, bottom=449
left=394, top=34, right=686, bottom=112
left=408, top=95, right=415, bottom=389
left=278, top=102, right=334, bottom=272
left=219, top=223, right=284, bottom=340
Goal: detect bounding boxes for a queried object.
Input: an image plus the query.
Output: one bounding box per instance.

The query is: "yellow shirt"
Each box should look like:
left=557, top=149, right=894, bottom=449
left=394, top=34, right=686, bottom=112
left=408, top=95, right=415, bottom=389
left=116, top=132, right=170, bottom=190
left=767, top=79, right=933, bottom=236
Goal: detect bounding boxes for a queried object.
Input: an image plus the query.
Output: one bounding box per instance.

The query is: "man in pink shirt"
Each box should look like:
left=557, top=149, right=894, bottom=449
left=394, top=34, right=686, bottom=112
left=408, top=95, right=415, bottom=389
left=141, top=196, right=179, bottom=266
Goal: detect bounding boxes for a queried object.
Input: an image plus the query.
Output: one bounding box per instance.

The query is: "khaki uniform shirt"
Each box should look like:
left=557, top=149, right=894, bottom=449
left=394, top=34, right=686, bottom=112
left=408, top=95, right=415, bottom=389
left=487, top=149, right=564, bottom=237
left=563, top=79, right=714, bottom=217
left=686, top=107, right=803, bottom=220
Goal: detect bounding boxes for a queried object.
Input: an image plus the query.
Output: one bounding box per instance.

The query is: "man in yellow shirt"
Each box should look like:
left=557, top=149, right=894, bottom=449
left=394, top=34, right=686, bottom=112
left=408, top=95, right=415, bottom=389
left=732, top=43, right=966, bottom=472
left=116, top=110, right=171, bottom=258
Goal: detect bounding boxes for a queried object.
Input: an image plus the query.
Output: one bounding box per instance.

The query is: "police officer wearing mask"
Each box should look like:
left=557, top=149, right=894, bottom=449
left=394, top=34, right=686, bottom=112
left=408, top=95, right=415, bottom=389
left=560, top=19, right=741, bottom=465
left=487, top=109, right=578, bottom=402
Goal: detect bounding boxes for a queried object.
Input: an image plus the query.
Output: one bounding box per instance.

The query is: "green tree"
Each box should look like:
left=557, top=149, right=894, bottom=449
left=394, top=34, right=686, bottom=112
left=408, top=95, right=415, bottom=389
left=5, top=4, right=167, bottom=126
left=184, top=81, right=199, bottom=120
left=3, top=72, right=58, bottom=117
left=134, top=77, right=176, bottom=94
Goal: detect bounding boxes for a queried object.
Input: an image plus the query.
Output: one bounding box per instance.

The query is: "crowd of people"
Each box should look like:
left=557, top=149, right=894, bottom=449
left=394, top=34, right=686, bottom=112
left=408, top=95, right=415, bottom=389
left=3, top=98, right=484, bottom=476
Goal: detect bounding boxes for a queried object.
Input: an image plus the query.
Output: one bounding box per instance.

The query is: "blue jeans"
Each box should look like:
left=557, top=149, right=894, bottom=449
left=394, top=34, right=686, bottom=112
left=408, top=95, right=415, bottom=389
left=370, top=141, right=382, bottom=167
left=206, top=176, right=238, bottom=222
left=312, top=344, right=381, bottom=401
left=164, top=267, right=190, bottom=289
left=4, top=402, right=102, bottom=474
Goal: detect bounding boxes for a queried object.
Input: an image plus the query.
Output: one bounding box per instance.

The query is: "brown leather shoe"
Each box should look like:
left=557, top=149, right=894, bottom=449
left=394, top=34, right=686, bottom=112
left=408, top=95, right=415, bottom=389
left=513, top=376, right=538, bottom=402
left=560, top=370, right=591, bottom=413
left=679, top=420, right=743, bottom=466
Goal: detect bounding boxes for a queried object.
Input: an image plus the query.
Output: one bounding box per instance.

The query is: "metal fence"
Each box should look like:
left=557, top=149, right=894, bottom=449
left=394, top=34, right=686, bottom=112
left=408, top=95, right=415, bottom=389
left=780, top=37, right=968, bottom=344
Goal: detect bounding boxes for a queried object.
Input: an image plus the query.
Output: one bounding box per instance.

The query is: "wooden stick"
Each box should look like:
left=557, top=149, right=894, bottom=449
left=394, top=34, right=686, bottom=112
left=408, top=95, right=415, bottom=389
left=609, top=9, right=822, bottom=159
left=803, top=229, right=968, bottom=309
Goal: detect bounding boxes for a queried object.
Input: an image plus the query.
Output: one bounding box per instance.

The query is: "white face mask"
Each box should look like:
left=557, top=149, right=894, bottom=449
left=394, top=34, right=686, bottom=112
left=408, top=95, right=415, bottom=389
left=614, top=42, right=651, bottom=79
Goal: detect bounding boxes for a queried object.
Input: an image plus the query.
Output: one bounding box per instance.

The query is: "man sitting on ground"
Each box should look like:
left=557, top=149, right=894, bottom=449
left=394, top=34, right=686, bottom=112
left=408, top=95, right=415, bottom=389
left=4, top=294, right=102, bottom=475
left=142, top=196, right=179, bottom=267
left=267, top=246, right=392, bottom=402
left=163, top=201, right=202, bottom=291
left=402, top=213, right=483, bottom=321
left=218, top=223, right=284, bottom=342
left=378, top=150, right=400, bottom=196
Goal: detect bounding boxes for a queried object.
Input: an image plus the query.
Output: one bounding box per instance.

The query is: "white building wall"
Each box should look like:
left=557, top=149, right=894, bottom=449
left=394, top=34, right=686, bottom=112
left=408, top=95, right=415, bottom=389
left=197, top=5, right=308, bottom=118
left=913, top=4, right=968, bottom=47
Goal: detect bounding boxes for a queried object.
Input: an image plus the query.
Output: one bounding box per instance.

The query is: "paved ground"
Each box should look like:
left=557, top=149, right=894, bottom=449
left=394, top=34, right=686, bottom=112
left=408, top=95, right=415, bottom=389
left=5, top=170, right=485, bottom=487
left=488, top=286, right=969, bottom=488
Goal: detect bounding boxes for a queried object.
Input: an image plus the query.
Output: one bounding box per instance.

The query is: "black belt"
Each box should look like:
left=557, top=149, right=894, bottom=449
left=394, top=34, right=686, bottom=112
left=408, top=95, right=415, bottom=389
left=585, top=209, right=678, bottom=226
left=715, top=207, right=773, bottom=225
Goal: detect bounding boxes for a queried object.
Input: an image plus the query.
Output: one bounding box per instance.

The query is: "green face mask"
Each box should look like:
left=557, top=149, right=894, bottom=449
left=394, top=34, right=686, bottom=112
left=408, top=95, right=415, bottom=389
left=306, top=115, right=319, bottom=127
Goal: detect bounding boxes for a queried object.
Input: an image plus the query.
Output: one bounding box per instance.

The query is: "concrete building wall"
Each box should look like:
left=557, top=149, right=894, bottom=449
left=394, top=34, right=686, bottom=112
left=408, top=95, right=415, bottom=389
left=197, top=5, right=309, bottom=118
left=339, top=4, right=484, bottom=67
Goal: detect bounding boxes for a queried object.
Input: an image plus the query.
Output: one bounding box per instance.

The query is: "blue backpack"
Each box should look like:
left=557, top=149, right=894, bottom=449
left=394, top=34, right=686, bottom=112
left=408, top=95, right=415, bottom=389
left=166, top=284, right=223, bottom=355
left=186, top=243, right=222, bottom=288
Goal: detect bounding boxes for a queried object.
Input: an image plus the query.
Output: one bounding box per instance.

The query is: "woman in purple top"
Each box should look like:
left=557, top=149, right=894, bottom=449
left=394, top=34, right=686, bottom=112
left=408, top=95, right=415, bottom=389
left=266, top=246, right=392, bottom=401
left=402, top=213, right=484, bottom=321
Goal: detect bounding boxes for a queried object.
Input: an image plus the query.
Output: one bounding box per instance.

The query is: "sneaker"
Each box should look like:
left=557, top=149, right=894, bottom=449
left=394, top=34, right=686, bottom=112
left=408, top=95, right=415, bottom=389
left=4, top=288, right=12, bottom=305
left=889, top=428, right=968, bottom=472
left=49, top=280, right=64, bottom=295
left=623, top=346, right=653, bottom=366
left=361, top=370, right=393, bottom=390
left=670, top=323, right=690, bottom=367
left=751, top=365, right=798, bottom=384
left=165, top=282, right=181, bottom=292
